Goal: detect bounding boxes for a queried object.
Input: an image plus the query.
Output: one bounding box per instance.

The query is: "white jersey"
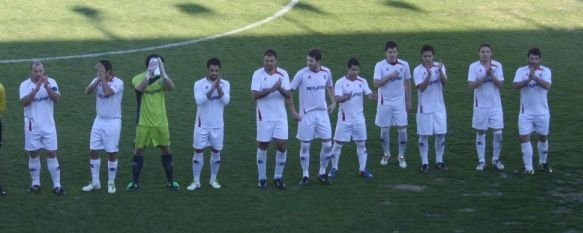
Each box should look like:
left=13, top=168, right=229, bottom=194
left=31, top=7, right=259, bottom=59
left=91, top=76, right=124, bottom=119
left=335, top=76, right=372, bottom=121
left=290, top=66, right=333, bottom=115
left=513, top=65, right=552, bottom=115
left=250, top=67, right=290, bottom=122
left=194, top=77, right=231, bottom=129
left=373, top=58, right=411, bottom=105
left=19, top=77, right=60, bottom=132
left=468, top=60, right=504, bottom=108
left=413, top=62, right=447, bottom=114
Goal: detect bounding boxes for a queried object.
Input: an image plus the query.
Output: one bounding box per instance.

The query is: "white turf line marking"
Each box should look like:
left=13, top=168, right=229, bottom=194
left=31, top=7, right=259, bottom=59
left=0, top=0, right=299, bottom=64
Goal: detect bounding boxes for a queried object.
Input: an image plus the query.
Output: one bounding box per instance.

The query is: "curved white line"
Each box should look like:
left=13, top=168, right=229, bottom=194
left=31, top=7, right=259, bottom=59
left=0, top=0, right=299, bottom=64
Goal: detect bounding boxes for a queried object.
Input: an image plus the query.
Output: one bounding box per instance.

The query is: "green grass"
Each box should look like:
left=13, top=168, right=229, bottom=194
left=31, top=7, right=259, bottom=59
left=1, top=0, right=583, bottom=232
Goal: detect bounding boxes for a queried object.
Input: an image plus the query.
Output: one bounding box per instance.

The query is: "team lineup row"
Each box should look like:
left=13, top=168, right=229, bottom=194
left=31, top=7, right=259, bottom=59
left=0, top=41, right=552, bottom=196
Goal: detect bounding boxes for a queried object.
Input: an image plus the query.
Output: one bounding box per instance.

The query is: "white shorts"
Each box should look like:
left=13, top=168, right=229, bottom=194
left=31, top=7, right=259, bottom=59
left=89, top=117, right=121, bottom=153
left=257, top=120, right=288, bottom=142
left=193, top=127, right=224, bottom=150
left=296, top=110, right=332, bottom=141
left=25, top=128, right=57, bottom=151
left=375, top=103, right=408, bottom=127
left=416, top=108, right=447, bottom=136
left=518, top=112, right=550, bottom=136
left=334, top=119, right=367, bottom=142
left=472, top=107, right=504, bottom=130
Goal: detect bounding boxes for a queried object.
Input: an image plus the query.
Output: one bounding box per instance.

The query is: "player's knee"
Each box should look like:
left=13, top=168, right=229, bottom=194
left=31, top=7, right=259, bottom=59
left=538, top=135, right=547, bottom=142
left=46, top=150, right=57, bottom=158
left=300, top=142, right=311, bottom=154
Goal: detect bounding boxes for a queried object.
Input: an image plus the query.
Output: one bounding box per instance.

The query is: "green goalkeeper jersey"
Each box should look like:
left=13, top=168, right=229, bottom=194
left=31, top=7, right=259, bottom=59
left=132, top=72, right=168, bottom=127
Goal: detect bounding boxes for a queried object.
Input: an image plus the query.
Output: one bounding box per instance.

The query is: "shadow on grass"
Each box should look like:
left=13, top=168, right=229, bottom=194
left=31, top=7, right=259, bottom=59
left=71, top=5, right=122, bottom=40
left=294, top=1, right=327, bottom=14
left=385, top=0, right=425, bottom=13
left=175, top=3, right=213, bottom=16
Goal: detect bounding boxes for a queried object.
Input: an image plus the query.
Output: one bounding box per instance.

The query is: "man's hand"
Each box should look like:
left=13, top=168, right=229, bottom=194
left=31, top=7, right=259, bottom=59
left=291, top=111, right=301, bottom=121
left=327, top=102, right=336, bottom=114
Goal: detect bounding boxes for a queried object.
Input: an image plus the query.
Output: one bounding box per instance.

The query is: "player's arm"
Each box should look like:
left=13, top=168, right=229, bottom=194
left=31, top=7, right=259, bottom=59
left=252, top=79, right=281, bottom=100
left=135, top=73, right=149, bottom=93
left=513, top=69, right=533, bottom=90
left=489, top=72, right=503, bottom=89
left=85, top=77, right=100, bottom=95
left=326, top=85, right=337, bottom=114
left=374, top=71, right=399, bottom=88
left=219, top=81, right=230, bottom=105
left=416, top=67, right=432, bottom=91
left=158, top=58, right=175, bottom=91
left=404, top=78, right=412, bottom=111
left=531, top=71, right=551, bottom=90
left=286, top=92, right=301, bottom=121
left=438, top=63, right=447, bottom=86
left=194, top=82, right=209, bottom=105
left=468, top=66, right=486, bottom=89
left=44, top=79, right=60, bottom=102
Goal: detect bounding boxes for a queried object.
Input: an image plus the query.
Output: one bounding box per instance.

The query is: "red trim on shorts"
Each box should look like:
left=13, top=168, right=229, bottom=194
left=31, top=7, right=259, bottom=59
left=380, top=95, right=384, bottom=105
left=198, top=116, right=201, bottom=127
left=420, top=105, right=424, bottom=113
left=29, top=119, right=32, bottom=131
left=258, top=109, right=263, bottom=121
left=342, top=111, right=345, bottom=121
left=475, top=98, right=478, bottom=107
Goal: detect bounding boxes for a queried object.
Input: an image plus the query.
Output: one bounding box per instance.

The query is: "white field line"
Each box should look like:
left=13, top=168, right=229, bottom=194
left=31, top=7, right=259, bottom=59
left=0, top=0, right=299, bottom=64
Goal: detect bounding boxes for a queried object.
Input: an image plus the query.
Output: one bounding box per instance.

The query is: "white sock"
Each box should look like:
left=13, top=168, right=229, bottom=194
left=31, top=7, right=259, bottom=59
left=398, top=128, right=407, bottom=156
left=493, top=131, right=503, bottom=162
left=521, top=142, right=533, bottom=171
left=435, top=134, right=445, bottom=163
left=319, top=141, right=332, bottom=175
left=257, top=148, right=267, bottom=180
left=356, top=141, right=367, bottom=172
left=330, top=142, right=343, bottom=170
left=476, top=133, right=486, bottom=163
left=300, top=142, right=311, bottom=177
left=538, top=140, right=549, bottom=164
left=107, top=160, right=118, bottom=183
left=192, top=152, right=204, bottom=181
left=419, top=136, right=429, bottom=164
left=90, top=158, right=101, bottom=185
left=29, top=157, right=41, bottom=186
left=47, top=157, right=61, bottom=188
left=210, top=151, right=221, bottom=180
left=380, top=127, right=390, bottom=155
left=274, top=150, right=287, bottom=179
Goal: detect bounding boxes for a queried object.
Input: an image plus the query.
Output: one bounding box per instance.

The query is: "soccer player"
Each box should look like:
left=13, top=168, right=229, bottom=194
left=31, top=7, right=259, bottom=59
left=413, top=45, right=448, bottom=173
left=468, top=44, right=505, bottom=171
left=289, top=48, right=336, bottom=186
left=128, top=54, right=179, bottom=191
left=188, top=58, right=230, bottom=191
left=250, top=49, right=291, bottom=190
left=374, top=41, right=412, bottom=168
left=0, top=80, right=5, bottom=196
left=513, top=48, right=552, bottom=175
left=19, top=60, right=65, bottom=196
left=81, top=60, right=123, bottom=193
left=328, top=58, right=376, bottom=179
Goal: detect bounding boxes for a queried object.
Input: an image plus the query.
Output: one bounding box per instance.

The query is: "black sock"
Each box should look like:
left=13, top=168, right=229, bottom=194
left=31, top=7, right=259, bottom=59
left=132, top=155, right=144, bottom=184
left=161, top=154, right=174, bottom=183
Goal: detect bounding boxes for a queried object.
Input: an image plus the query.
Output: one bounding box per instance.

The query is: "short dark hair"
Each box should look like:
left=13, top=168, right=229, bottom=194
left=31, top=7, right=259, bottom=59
left=99, top=60, right=112, bottom=72
left=31, top=59, right=43, bottom=69
left=207, top=58, right=221, bottom=68
left=347, top=57, right=360, bottom=68
left=528, top=47, right=542, bottom=57
left=145, top=54, right=165, bottom=68
left=385, top=41, right=398, bottom=51
left=308, top=48, right=322, bottom=61
left=264, top=49, right=277, bottom=58
left=479, top=43, right=492, bottom=51
left=421, top=45, right=435, bottom=55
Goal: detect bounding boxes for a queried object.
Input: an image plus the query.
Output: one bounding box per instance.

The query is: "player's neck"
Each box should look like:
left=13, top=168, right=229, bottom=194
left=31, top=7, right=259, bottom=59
left=264, top=67, right=276, bottom=75
left=386, top=58, right=398, bottom=65
left=347, top=74, right=357, bottom=80
left=480, top=60, right=490, bottom=66
left=309, top=65, right=321, bottom=73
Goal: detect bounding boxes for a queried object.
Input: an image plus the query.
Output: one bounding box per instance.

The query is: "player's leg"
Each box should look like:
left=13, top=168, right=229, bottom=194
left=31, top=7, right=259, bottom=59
left=473, top=107, right=487, bottom=169
left=189, top=128, right=208, bottom=190
left=25, top=129, right=42, bottom=192
left=376, top=104, right=392, bottom=165
left=273, top=121, right=288, bottom=190
left=129, top=126, right=149, bottom=191
left=434, top=110, right=448, bottom=170
left=535, top=113, right=551, bottom=173
left=297, top=112, right=316, bottom=184
left=104, top=119, right=121, bottom=193
left=208, top=128, right=224, bottom=189
left=330, top=120, right=351, bottom=175
left=315, top=112, right=333, bottom=184
left=394, top=105, right=409, bottom=168
left=153, top=126, right=178, bottom=190
left=518, top=113, right=535, bottom=174
left=84, top=120, right=103, bottom=191
left=416, top=113, right=430, bottom=172
left=491, top=107, right=505, bottom=170
left=106, top=152, right=118, bottom=193
left=355, top=140, right=372, bottom=178
left=256, top=121, right=271, bottom=188
left=43, top=131, right=64, bottom=195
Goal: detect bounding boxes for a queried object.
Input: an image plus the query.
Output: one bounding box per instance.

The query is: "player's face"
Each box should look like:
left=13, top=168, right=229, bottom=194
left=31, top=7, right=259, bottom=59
left=528, top=54, right=541, bottom=68
left=263, top=55, right=277, bottom=73
left=347, top=65, right=359, bottom=79
left=208, top=65, right=220, bottom=80
left=385, top=47, right=398, bottom=62
left=422, top=51, right=434, bottom=65
left=307, top=56, right=320, bottom=72
left=479, top=47, right=492, bottom=62
left=31, top=64, right=45, bottom=81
